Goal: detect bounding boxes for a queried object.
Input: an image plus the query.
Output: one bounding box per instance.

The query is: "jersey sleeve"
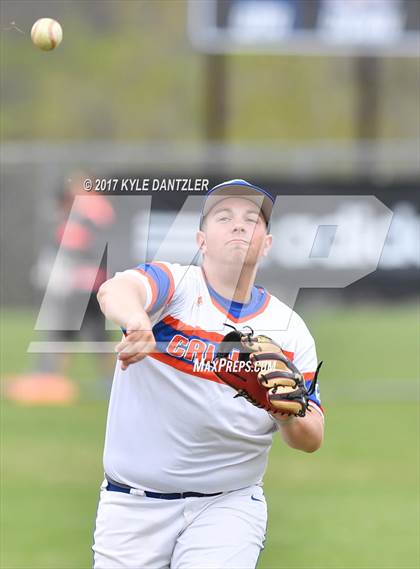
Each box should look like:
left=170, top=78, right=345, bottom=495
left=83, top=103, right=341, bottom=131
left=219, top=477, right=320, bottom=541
left=292, top=314, right=323, bottom=415
left=122, top=262, right=176, bottom=315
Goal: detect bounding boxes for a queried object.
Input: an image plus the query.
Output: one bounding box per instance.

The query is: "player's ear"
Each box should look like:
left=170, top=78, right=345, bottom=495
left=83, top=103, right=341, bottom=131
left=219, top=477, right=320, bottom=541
left=261, top=234, right=272, bottom=257
left=196, top=230, right=207, bottom=254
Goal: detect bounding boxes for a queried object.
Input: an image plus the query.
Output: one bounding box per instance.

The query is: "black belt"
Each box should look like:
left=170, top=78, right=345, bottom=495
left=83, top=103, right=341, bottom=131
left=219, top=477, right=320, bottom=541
left=105, top=478, right=223, bottom=500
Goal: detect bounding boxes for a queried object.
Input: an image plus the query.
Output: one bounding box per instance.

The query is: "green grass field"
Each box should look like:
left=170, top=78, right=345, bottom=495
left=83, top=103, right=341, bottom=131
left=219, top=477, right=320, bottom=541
left=1, top=304, right=419, bottom=569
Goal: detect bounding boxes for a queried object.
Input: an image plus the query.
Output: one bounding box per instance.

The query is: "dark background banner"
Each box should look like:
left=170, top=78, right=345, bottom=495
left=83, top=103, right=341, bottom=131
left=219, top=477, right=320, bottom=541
left=2, top=173, right=418, bottom=306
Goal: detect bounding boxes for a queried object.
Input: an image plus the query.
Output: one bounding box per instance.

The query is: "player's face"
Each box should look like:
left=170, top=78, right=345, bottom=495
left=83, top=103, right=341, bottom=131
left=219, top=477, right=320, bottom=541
left=197, top=197, right=272, bottom=267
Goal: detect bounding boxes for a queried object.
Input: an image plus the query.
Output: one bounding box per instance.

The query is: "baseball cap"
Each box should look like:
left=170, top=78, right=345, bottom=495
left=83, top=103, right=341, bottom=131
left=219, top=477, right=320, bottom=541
left=199, top=179, right=274, bottom=229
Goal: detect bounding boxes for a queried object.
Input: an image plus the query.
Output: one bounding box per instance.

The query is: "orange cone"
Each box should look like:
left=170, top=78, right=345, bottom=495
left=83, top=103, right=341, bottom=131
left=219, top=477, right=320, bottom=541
left=2, top=373, right=79, bottom=405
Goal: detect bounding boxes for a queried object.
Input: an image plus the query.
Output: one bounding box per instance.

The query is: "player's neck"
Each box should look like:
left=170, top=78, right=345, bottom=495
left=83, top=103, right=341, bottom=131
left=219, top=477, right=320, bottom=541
left=201, top=262, right=257, bottom=303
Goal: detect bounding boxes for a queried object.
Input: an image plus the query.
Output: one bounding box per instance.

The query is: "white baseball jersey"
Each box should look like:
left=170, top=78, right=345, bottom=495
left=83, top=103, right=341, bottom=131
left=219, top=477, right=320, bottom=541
left=103, top=262, right=323, bottom=494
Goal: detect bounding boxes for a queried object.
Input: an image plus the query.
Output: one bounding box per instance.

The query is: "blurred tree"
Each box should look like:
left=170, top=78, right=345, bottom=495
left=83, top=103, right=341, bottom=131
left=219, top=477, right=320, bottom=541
left=0, top=0, right=418, bottom=143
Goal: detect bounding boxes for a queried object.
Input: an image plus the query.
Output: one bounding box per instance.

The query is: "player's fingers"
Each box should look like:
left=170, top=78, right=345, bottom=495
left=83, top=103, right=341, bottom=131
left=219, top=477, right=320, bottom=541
left=117, top=340, right=157, bottom=369
left=119, top=351, right=142, bottom=368
left=120, top=358, right=136, bottom=370
left=115, top=336, right=137, bottom=352
left=117, top=345, right=146, bottom=360
left=118, top=351, right=133, bottom=362
left=115, top=340, right=126, bottom=352
left=115, top=335, right=142, bottom=353
left=119, top=351, right=149, bottom=370
left=121, top=357, right=143, bottom=370
left=117, top=342, right=139, bottom=356
left=125, top=341, right=156, bottom=360
left=116, top=334, right=156, bottom=355
left=115, top=332, right=156, bottom=353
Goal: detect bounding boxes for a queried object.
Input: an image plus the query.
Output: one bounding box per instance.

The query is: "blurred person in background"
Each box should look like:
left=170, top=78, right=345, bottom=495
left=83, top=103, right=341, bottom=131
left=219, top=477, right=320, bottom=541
left=6, top=171, right=115, bottom=404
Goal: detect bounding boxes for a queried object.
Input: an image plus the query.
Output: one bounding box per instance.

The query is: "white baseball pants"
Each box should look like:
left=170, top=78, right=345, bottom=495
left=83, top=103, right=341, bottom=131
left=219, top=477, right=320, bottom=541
left=92, top=482, right=267, bottom=569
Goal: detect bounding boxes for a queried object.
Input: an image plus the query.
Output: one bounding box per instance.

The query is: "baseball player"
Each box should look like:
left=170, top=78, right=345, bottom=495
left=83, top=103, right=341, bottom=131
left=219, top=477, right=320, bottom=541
left=93, top=179, right=324, bottom=569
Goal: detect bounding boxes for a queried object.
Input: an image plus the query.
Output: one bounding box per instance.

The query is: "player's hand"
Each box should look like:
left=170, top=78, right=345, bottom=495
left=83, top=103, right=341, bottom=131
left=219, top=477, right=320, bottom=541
left=115, top=314, right=156, bottom=370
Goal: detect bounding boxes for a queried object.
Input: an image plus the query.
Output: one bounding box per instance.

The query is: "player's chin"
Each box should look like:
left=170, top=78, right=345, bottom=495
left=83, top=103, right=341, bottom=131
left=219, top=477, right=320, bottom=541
left=223, top=251, right=248, bottom=267
left=224, top=246, right=252, bottom=262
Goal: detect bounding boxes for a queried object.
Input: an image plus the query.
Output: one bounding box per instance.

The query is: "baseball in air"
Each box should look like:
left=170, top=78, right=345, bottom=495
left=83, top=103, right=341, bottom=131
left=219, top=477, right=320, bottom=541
left=31, top=18, right=63, bottom=51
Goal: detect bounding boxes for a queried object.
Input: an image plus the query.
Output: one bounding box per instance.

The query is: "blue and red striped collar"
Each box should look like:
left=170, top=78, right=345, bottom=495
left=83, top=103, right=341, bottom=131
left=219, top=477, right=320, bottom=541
left=201, top=268, right=270, bottom=323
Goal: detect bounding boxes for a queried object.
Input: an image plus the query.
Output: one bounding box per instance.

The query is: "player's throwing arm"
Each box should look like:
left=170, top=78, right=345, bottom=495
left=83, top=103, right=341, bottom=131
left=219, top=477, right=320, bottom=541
left=97, top=274, right=156, bottom=369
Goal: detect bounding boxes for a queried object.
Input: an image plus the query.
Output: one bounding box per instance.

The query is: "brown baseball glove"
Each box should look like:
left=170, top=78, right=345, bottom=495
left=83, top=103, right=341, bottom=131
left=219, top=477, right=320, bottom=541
left=213, top=326, right=321, bottom=417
